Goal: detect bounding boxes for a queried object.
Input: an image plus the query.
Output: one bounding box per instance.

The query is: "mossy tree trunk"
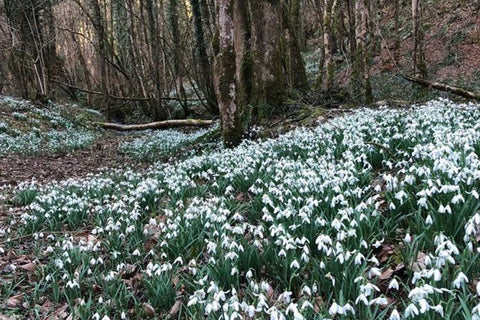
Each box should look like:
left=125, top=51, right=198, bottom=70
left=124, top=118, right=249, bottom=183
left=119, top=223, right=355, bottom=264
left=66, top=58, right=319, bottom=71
left=283, top=0, right=309, bottom=93
left=249, top=0, right=286, bottom=118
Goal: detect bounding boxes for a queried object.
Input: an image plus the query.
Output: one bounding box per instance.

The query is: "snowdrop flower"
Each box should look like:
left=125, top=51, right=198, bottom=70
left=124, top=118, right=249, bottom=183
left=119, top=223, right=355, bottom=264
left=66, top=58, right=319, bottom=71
left=369, top=297, right=388, bottom=306
left=329, top=301, right=342, bottom=316
left=388, top=279, right=400, bottom=290
left=173, top=256, right=183, bottom=265
left=368, top=267, right=382, bottom=278
left=451, top=194, right=464, bottom=204
left=66, top=279, right=79, bottom=289
left=405, top=303, right=419, bottom=318
left=425, top=215, right=433, bottom=225
left=300, top=301, right=313, bottom=311
left=290, top=260, right=300, bottom=269
left=418, top=299, right=430, bottom=313
left=301, top=286, right=311, bottom=296
left=279, top=291, right=292, bottom=303
left=389, top=309, right=401, bottom=320
left=432, top=269, right=442, bottom=281
left=342, top=303, right=355, bottom=315
left=431, top=304, right=444, bottom=316
left=355, top=293, right=369, bottom=305
left=404, top=233, right=412, bottom=243
left=438, top=204, right=452, bottom=214
left=453, top=272, right=468, bottom=288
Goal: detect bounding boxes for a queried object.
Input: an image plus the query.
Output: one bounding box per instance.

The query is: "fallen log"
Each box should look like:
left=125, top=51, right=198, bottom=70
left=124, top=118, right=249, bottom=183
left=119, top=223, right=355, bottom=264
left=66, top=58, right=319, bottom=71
left=402, top=74, right=480, bottom=100
left=97, top=119, right=215, bottom=131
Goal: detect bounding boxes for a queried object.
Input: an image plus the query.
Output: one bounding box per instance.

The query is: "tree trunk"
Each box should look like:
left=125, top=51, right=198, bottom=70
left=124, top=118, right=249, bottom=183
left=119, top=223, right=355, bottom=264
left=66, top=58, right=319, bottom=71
left=393, top=0, right=401, bottom=63
left=412, top=0, right=427, bottom=78
left=249, top=0, right=286, bottom=118
left=284, top=0, right=309, bottom=93
left=214, top=0, right=244, bottom=147
left=145, top=0, right=167, bottom=121
left=191, top=0, right=219, bottom=115
left=168, top=0, right=189, bottom=117
left=352, top=0, right=372, bottom=103
left=90, top=0, right=111, bottom=116
left=322, top=0, right=335, bottom=89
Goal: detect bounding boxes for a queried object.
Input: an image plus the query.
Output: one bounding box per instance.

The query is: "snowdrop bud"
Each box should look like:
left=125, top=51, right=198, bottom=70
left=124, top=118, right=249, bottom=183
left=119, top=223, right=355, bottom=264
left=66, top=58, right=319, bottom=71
left=404, top=233, right=412, bottom=243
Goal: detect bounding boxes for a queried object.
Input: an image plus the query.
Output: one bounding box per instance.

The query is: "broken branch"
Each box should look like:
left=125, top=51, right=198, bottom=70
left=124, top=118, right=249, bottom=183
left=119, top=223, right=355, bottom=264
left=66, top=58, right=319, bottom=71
left=401, top=74, right=480, bottom=100
left=97, top=119, right=215, bottom=131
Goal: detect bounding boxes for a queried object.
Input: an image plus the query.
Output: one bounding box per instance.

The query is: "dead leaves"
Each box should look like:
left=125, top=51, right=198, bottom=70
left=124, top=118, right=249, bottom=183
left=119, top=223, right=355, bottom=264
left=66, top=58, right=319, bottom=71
left=143, top=303, right=155, bottom=318
left=19, top=262, right=36, bottom=272
left=169, top=300, right=182, bottom=317
left=5, top=295, right=23, bottom=309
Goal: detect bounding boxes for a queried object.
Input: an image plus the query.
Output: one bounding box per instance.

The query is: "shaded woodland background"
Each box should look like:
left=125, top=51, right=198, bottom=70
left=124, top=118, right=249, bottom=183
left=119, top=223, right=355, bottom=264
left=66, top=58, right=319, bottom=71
left=0, top=0, right=479, bottom=144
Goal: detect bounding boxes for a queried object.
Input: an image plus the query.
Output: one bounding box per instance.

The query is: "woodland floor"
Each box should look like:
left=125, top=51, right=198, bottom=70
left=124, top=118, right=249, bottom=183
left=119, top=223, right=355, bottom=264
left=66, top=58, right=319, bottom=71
left=0, top=133, right=146, bottom=187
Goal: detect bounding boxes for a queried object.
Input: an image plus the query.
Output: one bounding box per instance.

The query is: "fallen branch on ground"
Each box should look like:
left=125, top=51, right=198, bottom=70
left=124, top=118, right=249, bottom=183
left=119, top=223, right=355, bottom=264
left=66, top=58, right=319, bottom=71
left=97, top=119, right=215, bottom=131
left=401, top=74, right=480, bottom=100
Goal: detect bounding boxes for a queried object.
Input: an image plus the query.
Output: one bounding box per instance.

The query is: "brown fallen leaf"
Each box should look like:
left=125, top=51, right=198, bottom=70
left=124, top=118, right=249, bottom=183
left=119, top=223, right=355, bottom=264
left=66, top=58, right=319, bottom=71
left=412, top=252, right=427, bottom=272
left=379, top=267, right=394, bottom=280
left=143, top=303, right=155, bottom=318
left=5, top=295, right=23, bottom=308
left=235, top=192, right=247, bottom=202
left=377, top=244, right=395, bottom=263
left=40, top=300, right=54, bottom=313
left=172, top=276, right=180, bottom=287
left=314, top=296, right=324, bottom=314
left=52, top=303, right=69, bottom=319
left=19, top=262, right=36, bottom=272
left=169, top=300, right=182, bottom=316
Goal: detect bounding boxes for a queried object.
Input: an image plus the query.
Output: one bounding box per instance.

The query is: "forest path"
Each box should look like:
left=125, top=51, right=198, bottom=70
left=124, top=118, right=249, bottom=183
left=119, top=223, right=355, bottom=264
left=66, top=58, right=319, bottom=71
left=0, top=133, right=144, bottom=187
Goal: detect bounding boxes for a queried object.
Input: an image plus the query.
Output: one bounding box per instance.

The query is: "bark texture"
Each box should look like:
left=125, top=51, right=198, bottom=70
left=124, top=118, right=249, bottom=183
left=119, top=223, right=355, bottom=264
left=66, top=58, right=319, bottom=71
left=214, top=0, right=243, bottom=147
left=250, top=0, right=286, bottom=117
